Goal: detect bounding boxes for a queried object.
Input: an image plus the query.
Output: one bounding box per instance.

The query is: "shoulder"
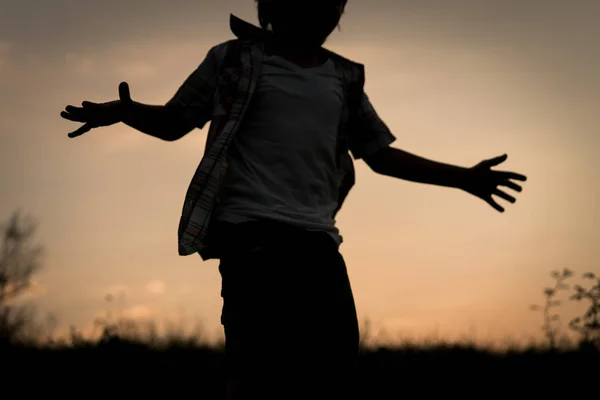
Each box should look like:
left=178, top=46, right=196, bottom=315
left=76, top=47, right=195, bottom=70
left=209, top=40, right=238, bottom=61
left=322, top=47, right=365, bottom=81
left=211, top=38, right=260, bottom=62
left=322, top=47, right=363, bottom=68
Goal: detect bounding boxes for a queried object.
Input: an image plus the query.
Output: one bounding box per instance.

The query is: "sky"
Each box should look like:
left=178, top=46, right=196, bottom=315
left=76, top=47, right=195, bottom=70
left=1, top=0, right=599, bottom=346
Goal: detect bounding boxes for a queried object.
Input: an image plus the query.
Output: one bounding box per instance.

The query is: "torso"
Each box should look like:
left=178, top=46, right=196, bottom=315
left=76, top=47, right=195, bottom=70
left=215, top=52, right=344, bottom=246
left=264, top=41, right=327, bottom=69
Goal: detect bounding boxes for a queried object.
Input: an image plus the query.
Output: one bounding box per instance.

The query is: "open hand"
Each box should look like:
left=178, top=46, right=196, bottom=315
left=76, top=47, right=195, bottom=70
left=461, top=154, right=527, bottom=212
left=61, top=82, right=133, bottom=138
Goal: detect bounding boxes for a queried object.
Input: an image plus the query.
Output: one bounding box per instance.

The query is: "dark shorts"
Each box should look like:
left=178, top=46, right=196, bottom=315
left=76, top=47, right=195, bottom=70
left=212, top=219, right=360, bottom=397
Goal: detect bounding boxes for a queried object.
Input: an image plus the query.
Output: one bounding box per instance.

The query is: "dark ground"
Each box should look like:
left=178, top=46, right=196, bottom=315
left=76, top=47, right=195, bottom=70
left=3, top=334, right=597, bottom=398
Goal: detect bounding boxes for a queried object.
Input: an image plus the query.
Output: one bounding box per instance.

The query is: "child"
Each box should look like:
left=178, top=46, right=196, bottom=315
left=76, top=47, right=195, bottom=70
left=60, top=0, right=527, bottom=398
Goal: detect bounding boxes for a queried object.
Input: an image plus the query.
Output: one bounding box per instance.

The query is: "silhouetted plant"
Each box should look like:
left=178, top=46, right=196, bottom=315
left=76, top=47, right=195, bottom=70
left=0, top=210, right=44, bottom=344
left=88, top=292, right=209, bottom=348
left=0, top=210, right=43, bottom=302
left=69, top=325, right=89, bottom=347
left=529, top=268, right=572, bottom=349
left=359, top=317, right=372, bottom=351
left=568, top=272, right=600, bottom=350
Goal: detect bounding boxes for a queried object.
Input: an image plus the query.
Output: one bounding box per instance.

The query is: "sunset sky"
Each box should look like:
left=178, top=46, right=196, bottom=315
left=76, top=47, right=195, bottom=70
left=1, top=0, right=598, bottom=346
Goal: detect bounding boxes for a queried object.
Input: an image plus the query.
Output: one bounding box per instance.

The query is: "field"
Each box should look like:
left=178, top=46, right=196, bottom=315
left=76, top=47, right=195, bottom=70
left=3, top=329, right=597, bottom=398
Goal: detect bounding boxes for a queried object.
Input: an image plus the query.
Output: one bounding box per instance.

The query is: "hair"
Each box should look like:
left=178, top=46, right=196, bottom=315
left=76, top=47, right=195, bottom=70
left=255, top=0, right=348, bottom=32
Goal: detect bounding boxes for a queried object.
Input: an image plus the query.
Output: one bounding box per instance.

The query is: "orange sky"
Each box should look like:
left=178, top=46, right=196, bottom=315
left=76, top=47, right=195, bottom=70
left=1, top=0, right=599, bottom=346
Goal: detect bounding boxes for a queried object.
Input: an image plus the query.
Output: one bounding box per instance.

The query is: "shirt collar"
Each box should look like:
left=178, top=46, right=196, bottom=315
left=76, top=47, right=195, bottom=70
left=230, top=14, right=271, bottom=41
left=229, top=14, right=336, bottom=61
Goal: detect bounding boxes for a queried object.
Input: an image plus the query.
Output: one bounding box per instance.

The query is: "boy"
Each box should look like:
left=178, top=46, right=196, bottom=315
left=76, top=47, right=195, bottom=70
left=60, top=0, right=527, bottom=398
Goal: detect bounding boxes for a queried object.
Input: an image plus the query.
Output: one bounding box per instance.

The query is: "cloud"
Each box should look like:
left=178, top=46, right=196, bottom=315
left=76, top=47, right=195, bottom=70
left=64, top=52, right=100, bottom=77
left=64, top=50, right=158, bottom=80
left=146, top=280, right=166, bottom=295
left=27, top=281, right=47, bottom=297
left=0, top=41, right=13, bottom=73
left=121, top=304, right=153, bottom=319
left=104, top=284, right=129, bottom=303
left=178, top=284, right=194, bottom=295
left=62, top=40, right=207, bottom=82
left=4, top=280, right=47, bottom=304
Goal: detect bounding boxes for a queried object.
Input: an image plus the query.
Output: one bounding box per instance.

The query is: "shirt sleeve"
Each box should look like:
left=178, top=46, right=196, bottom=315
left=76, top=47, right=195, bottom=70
left=165, top=44, right=223, bottom=130
left=348, top=91, right=397, bottom=160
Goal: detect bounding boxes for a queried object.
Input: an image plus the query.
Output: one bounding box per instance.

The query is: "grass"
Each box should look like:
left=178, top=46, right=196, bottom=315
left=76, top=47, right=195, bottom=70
left=2, top=322, right=598, bottom=398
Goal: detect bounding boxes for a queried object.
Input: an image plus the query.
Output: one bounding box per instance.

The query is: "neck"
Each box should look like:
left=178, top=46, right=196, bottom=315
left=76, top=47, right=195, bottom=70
left=267, top=36, right=321, bottom=62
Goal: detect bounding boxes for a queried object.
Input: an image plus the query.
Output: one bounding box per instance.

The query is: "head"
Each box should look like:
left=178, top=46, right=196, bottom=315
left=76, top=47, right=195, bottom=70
left=255, top=0, right=348, bottom=49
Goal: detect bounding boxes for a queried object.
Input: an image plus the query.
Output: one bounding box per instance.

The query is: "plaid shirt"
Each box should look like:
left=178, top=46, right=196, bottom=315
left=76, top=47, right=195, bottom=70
left=166, top=14, right=396, bottom=260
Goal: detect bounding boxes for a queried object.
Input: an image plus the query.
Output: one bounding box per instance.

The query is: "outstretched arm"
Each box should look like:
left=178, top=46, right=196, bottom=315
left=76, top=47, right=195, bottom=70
left=365, top=147, right=469, bottom=188
left=365, top=147, right=527, bottom=212
left=61, top=82, right=195, bottom=141
left=61, top=44, right=221, bottom=141
left=121, top=99, right=197, bottom=142
left=346, top=91, right=526, bottom=212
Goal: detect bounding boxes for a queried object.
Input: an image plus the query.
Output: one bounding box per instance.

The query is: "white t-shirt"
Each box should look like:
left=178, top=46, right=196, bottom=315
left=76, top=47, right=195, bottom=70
left=214, top=53, right=344, bottom=246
